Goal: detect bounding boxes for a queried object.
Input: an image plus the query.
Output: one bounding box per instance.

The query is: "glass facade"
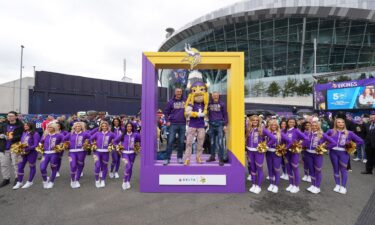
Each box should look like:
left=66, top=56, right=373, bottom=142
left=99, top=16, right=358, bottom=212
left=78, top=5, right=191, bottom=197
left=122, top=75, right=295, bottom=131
left=162, top=17, right=375, bottom=87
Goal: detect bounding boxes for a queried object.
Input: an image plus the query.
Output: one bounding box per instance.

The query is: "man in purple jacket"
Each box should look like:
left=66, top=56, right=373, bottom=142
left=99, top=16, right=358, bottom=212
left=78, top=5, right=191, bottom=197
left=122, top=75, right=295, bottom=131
left=163, top=88, right=186, bottom=165
left=206, top=92, right=228, bottom=166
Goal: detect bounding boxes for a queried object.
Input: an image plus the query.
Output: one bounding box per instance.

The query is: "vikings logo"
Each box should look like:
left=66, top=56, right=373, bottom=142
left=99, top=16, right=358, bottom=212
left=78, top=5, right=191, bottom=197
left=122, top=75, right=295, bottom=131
left=182, top=43, right=201, bottom=70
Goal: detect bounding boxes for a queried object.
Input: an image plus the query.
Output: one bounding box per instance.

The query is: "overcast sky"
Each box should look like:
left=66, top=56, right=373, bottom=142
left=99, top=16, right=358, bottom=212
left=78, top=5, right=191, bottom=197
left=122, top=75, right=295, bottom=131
left=0, top=0, right=238, bottom=84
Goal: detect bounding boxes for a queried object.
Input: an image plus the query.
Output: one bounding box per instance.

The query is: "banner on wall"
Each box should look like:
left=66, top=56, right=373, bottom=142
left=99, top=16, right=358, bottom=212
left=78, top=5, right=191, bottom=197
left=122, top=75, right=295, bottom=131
left=314, top=78, right=375, bottom=110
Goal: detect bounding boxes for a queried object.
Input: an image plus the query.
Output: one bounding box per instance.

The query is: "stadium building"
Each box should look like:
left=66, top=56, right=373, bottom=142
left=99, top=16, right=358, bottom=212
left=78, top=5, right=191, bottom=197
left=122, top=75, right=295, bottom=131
left=159, top=0, right=375, bottom=107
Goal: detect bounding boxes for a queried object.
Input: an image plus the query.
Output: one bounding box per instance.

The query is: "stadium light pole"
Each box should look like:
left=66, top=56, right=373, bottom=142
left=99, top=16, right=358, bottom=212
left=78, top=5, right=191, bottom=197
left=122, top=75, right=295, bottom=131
left=19, top=45, right=25, bottom=114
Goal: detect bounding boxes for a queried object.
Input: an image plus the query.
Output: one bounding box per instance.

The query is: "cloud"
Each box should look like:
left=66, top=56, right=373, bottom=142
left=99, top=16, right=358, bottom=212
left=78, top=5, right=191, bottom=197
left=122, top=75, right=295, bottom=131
left=0, top=0, right=238, bottom=84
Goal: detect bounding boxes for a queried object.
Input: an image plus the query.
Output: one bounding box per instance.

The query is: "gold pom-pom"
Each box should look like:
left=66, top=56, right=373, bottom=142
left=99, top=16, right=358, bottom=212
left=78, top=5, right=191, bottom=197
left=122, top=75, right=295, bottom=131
left=35, top=143, right=44, bottom=154
left=82, top=139, right=91, bottom=151
left=53, top=143, right=64, bottom=153
left=63, top=141, right=70, bottom=151
left=275, top=144, right=287, bottom=157
left=134, top=142, right=141, bottom=154
left=290, top=140, right=303, bottom=154
left=315, top=142, right=328, bottom=155
left=108, top=140, right=115, bottom=152
left=345, top=141, right=357, bottom=155
left=10, top=142, right=28, bottom=155
left=256, top=141, right=268, bottom=153
left=91, top=140, right=97, bottom=151
left=116, top=143, right=124, bottom=153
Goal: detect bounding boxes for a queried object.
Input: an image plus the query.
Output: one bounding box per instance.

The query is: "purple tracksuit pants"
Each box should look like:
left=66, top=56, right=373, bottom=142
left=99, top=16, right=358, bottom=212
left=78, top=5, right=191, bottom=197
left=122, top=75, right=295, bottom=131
left=304, top=151, right=324, bottom=187
left=69, top=151, right=86, bottom=181
left=40, top=153, right=59, bottom=182
left=122, top=153, right=136, bottom=182
left=266, top=151, right=282, bottom=186
left=56, top=151, right=64, bottom=172
left=285, top=151, right=300, bottom=186
left=302, top=151, right=309, bottom=176
left=329, top=150, right=349, bottom=187
left=94, top=151, right=109, bottom=181
left=17, top=151, right=38, bottom=183
left=246, top=151, right=264, bottom=186
left=111, top=151, right=121, bottom=173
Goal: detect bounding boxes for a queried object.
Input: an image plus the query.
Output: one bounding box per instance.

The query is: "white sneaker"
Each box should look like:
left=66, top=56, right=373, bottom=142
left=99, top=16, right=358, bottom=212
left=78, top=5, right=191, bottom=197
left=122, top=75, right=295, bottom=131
left=286, top=184, right=293, bottom=192
left=122, top=182, right=127, bottom=190
left=13, top=182, right=23, bottom=190
left=56, top=172, right=60, bottom=178
left=333, top=185, right=341, bottom=192
left=363, top=159, right=367, bottom=163
left=339, top=186, right=347, bottom=194
left=271, top=186, right=279, bottom=193
left=253, top=185, right=261, bottom=194
left=22, top=181, right=33, bottom=189
left=353, top=157, right=360, bottom=161
left=46, top=182, right=54, bottom=189
left=307, top=185, right=314, bottom=193
left=290, top=186, right=299, bottom=193
left=247, top=175, right=252, bottom=181
left=266, top=176, right=269, bottom=180
left=302, top=175, right=308, bottom=182
left=125, top=182, right=131, bottom=189
left=75, top=181, right=81, bottom=188
left=281, top=173, right=289, bottom=180
left=109, top=172, right=114, bottom=179
left=43, top=181, right=48, bottom=189
left=95, top=181, right=101, bottom=188
left=100, top=180, right=105, bottom=188
left=312, top=186, right=320, bottom=194
left=267, top=184, right=274, bottom=192
left=70, top=181, right=75, bottom=188
left=306, top=176, right=312, bottom=183
left=249, top=184, right=255, bottom=192
left=114, top=172, right=120, bottom=179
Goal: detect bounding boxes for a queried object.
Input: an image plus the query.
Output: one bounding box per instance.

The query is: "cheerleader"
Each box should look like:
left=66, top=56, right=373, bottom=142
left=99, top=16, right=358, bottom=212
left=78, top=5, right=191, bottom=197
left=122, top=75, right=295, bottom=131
left=266, top=119, right=290, bottom=193
left=279, top=120, right=288, bottom=180
left=326, top=118, right=364, bottom=194
left=13, top=123, right=41, bottom=189
left=64, top=122, right=90, bottom=189
left=284, top=118, right=308, bottom=193
left=301, top=121, right=312, bottom=182
left=114, top=122, right=140, bottom=190
left=55, top=122, right=69, bottom=178
left=40, top=122, right=64, bottom=189
left=246, top=115, right=276, bottom=194
left=303, top=121, right=336, bottom=194
left=90, top=121, right=117, bottom=188
left=109, top=118, right=123, bottom=179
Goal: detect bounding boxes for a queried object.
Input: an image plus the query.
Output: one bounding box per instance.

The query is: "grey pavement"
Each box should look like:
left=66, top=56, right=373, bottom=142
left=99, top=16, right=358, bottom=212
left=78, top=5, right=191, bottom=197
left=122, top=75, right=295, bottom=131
left=0, top=153, right=374, bottom=225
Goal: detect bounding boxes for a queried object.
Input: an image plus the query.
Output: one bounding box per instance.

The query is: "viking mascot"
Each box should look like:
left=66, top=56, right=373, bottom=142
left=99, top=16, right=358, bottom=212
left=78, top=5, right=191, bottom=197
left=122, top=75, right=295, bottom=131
left=184, top=70, right=209, bottom=166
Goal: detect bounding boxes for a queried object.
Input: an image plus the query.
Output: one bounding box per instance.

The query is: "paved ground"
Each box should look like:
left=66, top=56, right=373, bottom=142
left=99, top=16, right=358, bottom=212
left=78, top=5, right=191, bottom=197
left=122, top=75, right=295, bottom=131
left=0, top=153, right=374, bottom=225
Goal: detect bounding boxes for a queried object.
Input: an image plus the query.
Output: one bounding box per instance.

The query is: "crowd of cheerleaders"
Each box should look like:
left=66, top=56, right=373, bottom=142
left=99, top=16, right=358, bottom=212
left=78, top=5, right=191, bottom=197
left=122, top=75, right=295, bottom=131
left=12, top=116, right=363, bottom=194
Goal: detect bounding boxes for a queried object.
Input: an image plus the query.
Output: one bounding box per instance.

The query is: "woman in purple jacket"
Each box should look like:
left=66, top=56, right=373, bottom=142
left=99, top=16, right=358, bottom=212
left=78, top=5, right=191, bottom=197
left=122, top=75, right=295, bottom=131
left=64, top=122, right=91, bottom=189
left=303, top=121, right=336, bottom=194
left=114, top=122, right=141, bottom=190
left=55, top=122, right=69, bottom=178
left=284, top=118, right=309, bottom=194
left=246, top=115, right=276, bottom=194
left=110, top=118, right=123, bottom=179
left=326, top=118, right=364, bottom=194
left=39, top=122, right=64, bottom=189
left=13, top=123, right=40, bottom=189
left=90, top=121, right=117, bottom=188
left=266, top=119, right=290, bottom=193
